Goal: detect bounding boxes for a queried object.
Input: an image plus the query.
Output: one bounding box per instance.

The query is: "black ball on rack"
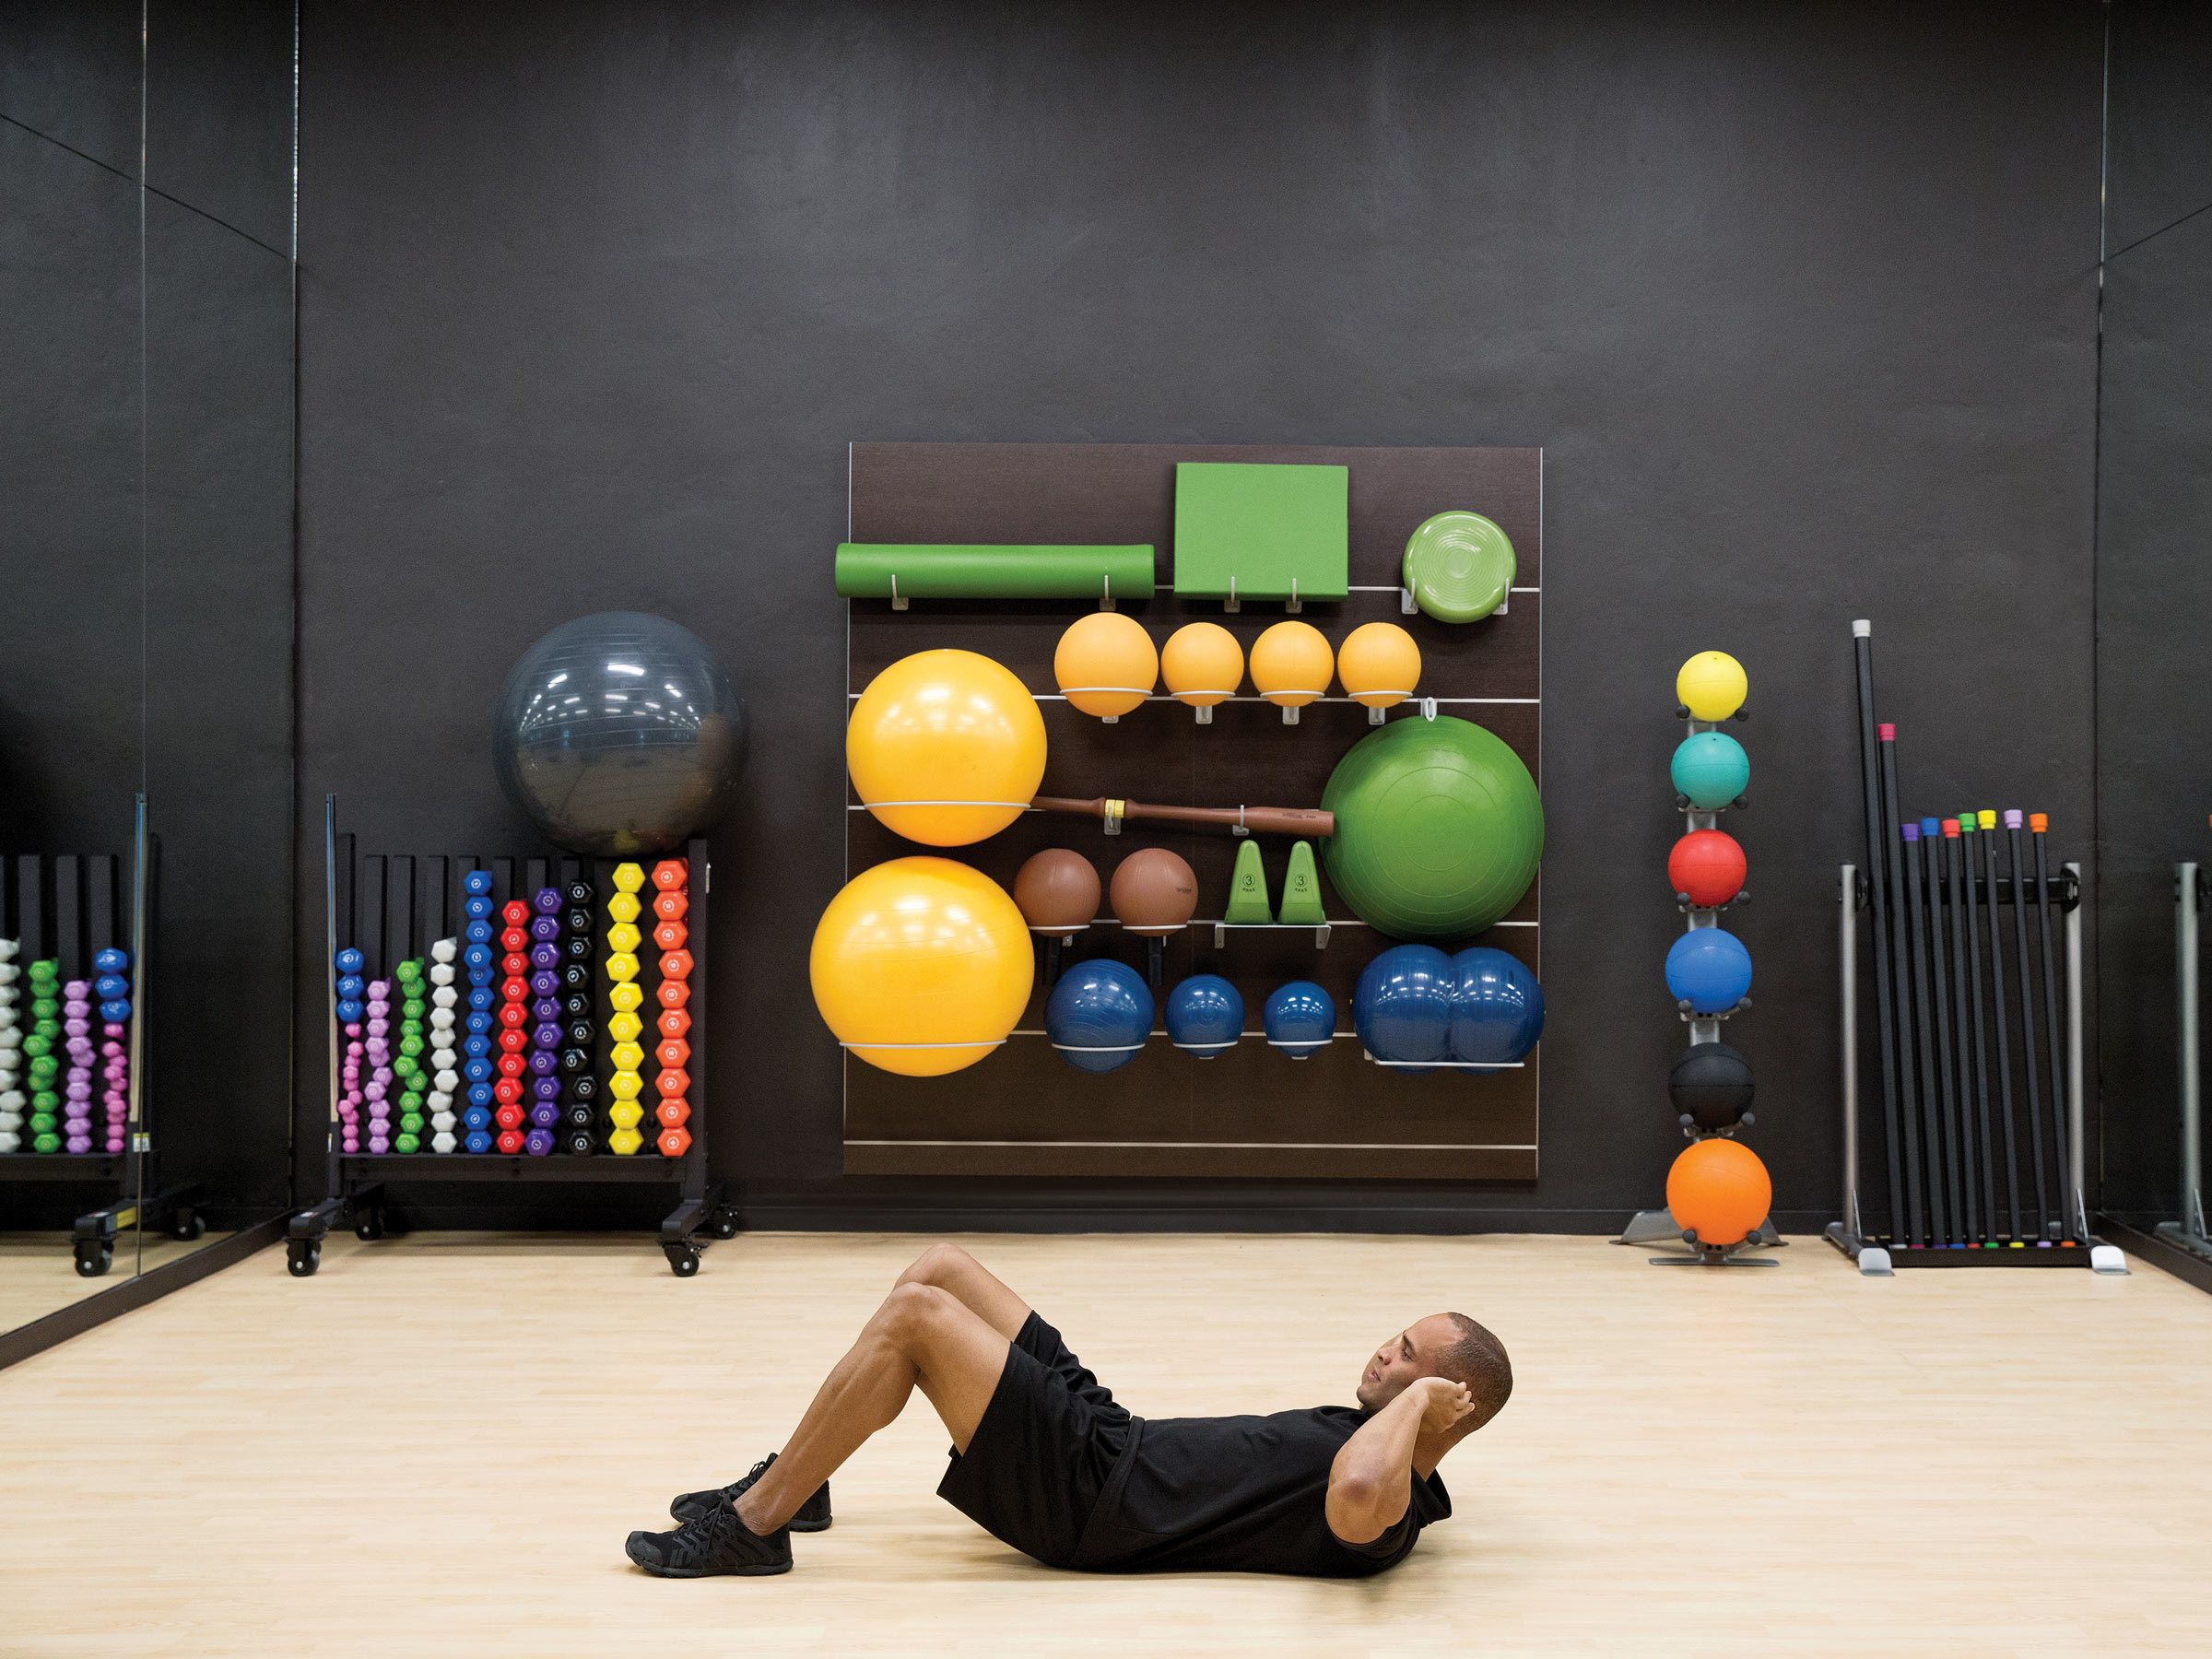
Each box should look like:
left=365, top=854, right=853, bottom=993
left=493, top=611, right=747, bottom=858
left=1668, top=1041, right=1755, bottom=1131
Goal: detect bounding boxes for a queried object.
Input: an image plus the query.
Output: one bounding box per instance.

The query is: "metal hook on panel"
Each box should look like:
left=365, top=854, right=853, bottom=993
left=1100, top=573, right=1114, bottom=612
left=1287, top=577, right=1300, bottom=615
left=890, top=574, right=907, bottom=612
left=1225, top=575, right=1240, bottom=614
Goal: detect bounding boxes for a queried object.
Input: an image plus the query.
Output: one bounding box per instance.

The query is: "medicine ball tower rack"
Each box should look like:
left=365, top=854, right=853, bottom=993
left=1618, top=693, right=1779, bottom=1265
left=287, top=798, right=734, bottom=1278
left=0, top=799, right=207, bottom=1277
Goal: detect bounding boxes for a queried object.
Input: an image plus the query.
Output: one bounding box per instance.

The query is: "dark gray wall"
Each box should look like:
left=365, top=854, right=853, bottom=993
left=295, top=0, right=2106, bottom=1230
left=2094, top=3, right=2212, bottom=1222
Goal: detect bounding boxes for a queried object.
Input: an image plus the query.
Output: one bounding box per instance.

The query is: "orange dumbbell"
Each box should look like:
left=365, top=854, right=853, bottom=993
left=651, top=860, right=687, bottom=892
left=657, top=1124, right=691, bottom=1157
left=653, top=919, right=688, bottom=952
left=657, top=1007, right=691, bottom=1039
left=653, top=890, right=688, bottom=923
left=656, top=979, right=689, bottom=1009
left=659, top=949, right=693, bottom=981
left=655, top=1068, right=688, bottom=1099
left=655, top=1098, right=690, bottom=1129
left=656, top=1037, right=690, bottom=1070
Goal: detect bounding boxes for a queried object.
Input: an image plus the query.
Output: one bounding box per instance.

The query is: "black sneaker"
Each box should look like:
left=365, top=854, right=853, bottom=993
left=626, top=1500, right=793, bottom=1578
left=670, top=1453, right=832, bottom=1531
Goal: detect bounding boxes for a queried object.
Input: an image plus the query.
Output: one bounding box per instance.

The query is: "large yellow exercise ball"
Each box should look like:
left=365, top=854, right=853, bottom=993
left=1676, top=651, right=1747, bottom=722
left=847, top=650, right=1047, bottom=846
left=809, top=856, right=1034, bottom=1077
left=1335, top=622, right=1422, bottom=709
left=1250, top=621, right=1335, bottom=709
left=1160, top=622, right=1245, bottom=709
left=1054, top=612, right=1159, bottom=719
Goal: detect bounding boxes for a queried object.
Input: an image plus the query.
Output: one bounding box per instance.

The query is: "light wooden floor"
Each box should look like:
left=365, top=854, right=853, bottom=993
left=3, top=1230, right=2210, bottom=1658
left=0, top=1230, right=237, bottom=1332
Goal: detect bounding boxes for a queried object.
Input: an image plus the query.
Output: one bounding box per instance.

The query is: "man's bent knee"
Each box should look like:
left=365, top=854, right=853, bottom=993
left=874, top=1280, right=960, bottom=1355
left=895, top=1241, right=975, bottom=1290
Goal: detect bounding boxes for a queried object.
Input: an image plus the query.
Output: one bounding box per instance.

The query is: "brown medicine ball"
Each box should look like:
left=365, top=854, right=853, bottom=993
left=1110, top=848, right=1198, bottom=936
left=1014, top=849, right=1100, bottom=935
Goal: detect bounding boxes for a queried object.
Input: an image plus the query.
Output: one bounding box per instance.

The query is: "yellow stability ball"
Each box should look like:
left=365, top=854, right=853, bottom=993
left=1250, top=620, right=1335, bottom=712
left=1054, top=612, right=1159, bottom=720
left=810, top=856, right=1034, bottom=1077
left=1160, top=622, right=1244, bottom=712
left=1335, top=622, right=1422, bottom=709
left=847, top=649, right=1047, bottom=846
left=1677, top=651, right=1747, bottom=722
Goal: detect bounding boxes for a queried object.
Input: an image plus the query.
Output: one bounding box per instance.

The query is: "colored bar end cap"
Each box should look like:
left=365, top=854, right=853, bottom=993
left=1853, top=619, right=1871, bottom=638
left=2005, top=809, right=2024, bottom=830
left=1978, top=809, right=1996, bottom=830
left=1877, top=724, right=1895, bottom=741
left=2030, top=813, right=2048, bottom=833
left=1943, top=819, right=1960, bottom=837
left=1920, top=817, right=1942, bottom=837
left=1900, top=822, right=1921, bottom=841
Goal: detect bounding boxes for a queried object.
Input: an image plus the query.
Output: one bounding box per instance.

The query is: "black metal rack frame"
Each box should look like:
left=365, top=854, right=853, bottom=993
left=286, top=796, right=732, bottom=1277
left=0, top=799, right=208, bottom=1276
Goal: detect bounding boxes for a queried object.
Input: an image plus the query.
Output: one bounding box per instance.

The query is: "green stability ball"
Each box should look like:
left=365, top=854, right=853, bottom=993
left=1320, top=716, right=1544, bottom=941
left=1670, top=731, right=1749, bottom=811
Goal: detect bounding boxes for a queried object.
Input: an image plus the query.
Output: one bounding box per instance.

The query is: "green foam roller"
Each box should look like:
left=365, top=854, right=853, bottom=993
left=834, top=544, right=1156, bottom=602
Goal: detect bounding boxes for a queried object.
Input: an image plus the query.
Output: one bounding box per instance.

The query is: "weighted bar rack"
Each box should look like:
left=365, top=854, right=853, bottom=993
left=0, top=800, right=206, bottom=1276
left=1830, top=854, right=2124, bottom=1274
left=286, top=796, right=734, bottom=1278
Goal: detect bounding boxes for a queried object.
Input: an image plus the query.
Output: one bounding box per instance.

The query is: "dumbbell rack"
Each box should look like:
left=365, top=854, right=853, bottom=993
left=287, top=798, right=733, bottom=1277
left=0, top=800, right=207, bottom=1277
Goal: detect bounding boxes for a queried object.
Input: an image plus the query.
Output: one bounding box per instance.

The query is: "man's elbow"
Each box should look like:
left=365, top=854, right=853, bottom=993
left=1325, top=1476, right=1408, bottom=1545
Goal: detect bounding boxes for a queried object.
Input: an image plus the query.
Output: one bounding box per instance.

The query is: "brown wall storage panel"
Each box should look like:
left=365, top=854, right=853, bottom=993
left=843, top=443, right=1541, bottom=1181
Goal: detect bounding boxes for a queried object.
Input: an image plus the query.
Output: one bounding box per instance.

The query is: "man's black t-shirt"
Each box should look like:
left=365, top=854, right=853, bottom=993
left=1071, top=1407, right=1453, bottom=1577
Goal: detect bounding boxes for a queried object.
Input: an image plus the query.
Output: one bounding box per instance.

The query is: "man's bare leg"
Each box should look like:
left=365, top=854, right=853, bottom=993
left=734, top=1279, right=1011, bottom=1534
left=892, top=1241, right=1032, bottom=1340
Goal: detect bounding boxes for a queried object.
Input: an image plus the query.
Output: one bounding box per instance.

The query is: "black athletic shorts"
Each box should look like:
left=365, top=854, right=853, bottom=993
left=935, top=1311, right=1132, bottom=1568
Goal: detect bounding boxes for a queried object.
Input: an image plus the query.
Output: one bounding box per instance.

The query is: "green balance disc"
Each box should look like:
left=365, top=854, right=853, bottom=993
left=1320, top=715, right=1543, bottom=941
left=1402, top=512, right=1515, bottom=623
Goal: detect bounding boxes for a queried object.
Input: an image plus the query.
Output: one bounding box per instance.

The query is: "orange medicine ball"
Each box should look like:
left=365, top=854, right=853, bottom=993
left=1249, top=621, right=1334, bottom=709
left=1053, top=612, right=1159, bottom=720
left=1665, top=1136, right=1771, bottom=1245
left=1160, top=623, right=1245, bottom=709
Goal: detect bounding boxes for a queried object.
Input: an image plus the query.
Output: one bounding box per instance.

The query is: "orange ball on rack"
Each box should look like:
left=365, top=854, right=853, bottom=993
left=1160, top=622, right=1244, bottom=711
left=1665, top=1137, right=1771, bottom=1246
left=1053, top=612, right=1158, bottom=720
left=1335, top=623, right=1422, bottom=710
left=1249, top=621, right=1334, bottom=711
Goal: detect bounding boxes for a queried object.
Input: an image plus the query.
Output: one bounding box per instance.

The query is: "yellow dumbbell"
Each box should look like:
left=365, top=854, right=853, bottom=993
left=613, top=863, right=645, bottom=894
left=607, top=1010, right=642, bottom=1043
left=607, top=1100, right=644, bottom=1130
left=610, top=1041, right=645, bottom=1073
left=608, top=1070, right=643, bottom=1100
left=607, top=892, right=641, bottom=924
left=606, top=952, right=639, bottom=983
left=606, top=923, right=642, bottom=955
left=609, top=1126, right=644, bottom=1156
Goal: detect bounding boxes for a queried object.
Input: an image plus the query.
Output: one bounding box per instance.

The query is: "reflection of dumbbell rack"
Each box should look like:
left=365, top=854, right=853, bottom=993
left=1618, top=696, right=1780, bottom=1265
left=0, top=801, right=207, bottom=1277
left=286, top=797, right=732, bottom=1278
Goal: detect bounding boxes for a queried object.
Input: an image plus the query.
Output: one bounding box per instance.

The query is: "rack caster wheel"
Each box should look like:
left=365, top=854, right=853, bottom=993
left=287, top=1241, right=321, bottom=1277
left=664, top=1243, right=700, bottom=1277
left=706, top=1208, right=739, bottom=1241
left=167, top=1210, right=206, bottom=1242
left=354, top=1209, right=384, bottom=1242
left=75, top=1242, right=112, bottom=1278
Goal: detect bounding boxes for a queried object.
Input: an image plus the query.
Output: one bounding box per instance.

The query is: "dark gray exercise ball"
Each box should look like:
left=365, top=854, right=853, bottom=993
left=494, top=611, right=746, bottom=857
left=1668, top=1041, right=1755, bottom=1131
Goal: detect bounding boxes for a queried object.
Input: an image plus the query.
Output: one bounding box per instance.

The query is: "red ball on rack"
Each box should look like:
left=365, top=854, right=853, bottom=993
left=1667, top=829, right=1747, bottom=908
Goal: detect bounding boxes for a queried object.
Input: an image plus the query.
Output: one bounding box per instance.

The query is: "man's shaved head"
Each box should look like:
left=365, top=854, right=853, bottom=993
left=1434, top=1312, right=1512, bottom=1430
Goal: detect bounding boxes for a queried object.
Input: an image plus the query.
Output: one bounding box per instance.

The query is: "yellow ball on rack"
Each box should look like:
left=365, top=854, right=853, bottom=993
left=1676, top=651, right=1747, bottom=721
left=1335, top=623, right=1422, bottom=710
left=1160, top=622, right=1245, bottom=711
left=1249, top=621, right=1335, bottom=710
left=1053, top=612, right=1159, bottom=720
left=847, top=649, right=1048, bottom=846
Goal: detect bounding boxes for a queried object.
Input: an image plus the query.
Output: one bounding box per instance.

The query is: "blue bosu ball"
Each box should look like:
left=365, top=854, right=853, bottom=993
left=1664, top=927, right=1752, bottom=1015
left=1354, top=944, right=1455, bottom=1075
left=1165, top=974, right=1243, bottom=1059
left=1047, top=959, right=1154, bottom=1074
left=1448, top=947, right=1545, bottom=1069
left=1263, top=980, right=1336, bottom=1060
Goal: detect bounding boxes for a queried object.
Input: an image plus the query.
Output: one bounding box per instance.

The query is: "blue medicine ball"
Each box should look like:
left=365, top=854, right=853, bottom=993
left=1354, top=945, right=1455, bottom=1075
left=1665, top=927, right=1752, bottom=1014
left=1047, top=959, right=1154, bottom=1074
left=1264, top=980, right=1335, bottom=1060
left=1448, top=947, right=1545, bottom=1068
left=1165, top=974, right=1243, bottom=1059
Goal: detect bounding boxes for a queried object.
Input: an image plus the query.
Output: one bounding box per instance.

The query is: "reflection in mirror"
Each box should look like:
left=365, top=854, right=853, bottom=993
left=136, top=0, right=299, bottom=1277
left=0, top=4, right=148, bottom=1324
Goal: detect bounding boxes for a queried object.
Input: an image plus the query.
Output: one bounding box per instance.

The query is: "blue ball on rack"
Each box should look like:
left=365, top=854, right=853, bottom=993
left=1665, top=927, right=1752, bottom=1015
left=1046, top=959, right=1154, bottom=1075
left=1264, top=981, right=1335, bottom=1060
left=1165, top=974, right=1243, bottom=1059
left=1447, top=947, right=1545, bottom=1069
left=1354, top=945, right=1454, bottom=1075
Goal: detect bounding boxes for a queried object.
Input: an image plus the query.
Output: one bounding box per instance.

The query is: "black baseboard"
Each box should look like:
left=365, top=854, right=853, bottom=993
left=2096, top=1213, right=2212, bottom=1298
left=0, top=1212, right=286, bottom=1373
